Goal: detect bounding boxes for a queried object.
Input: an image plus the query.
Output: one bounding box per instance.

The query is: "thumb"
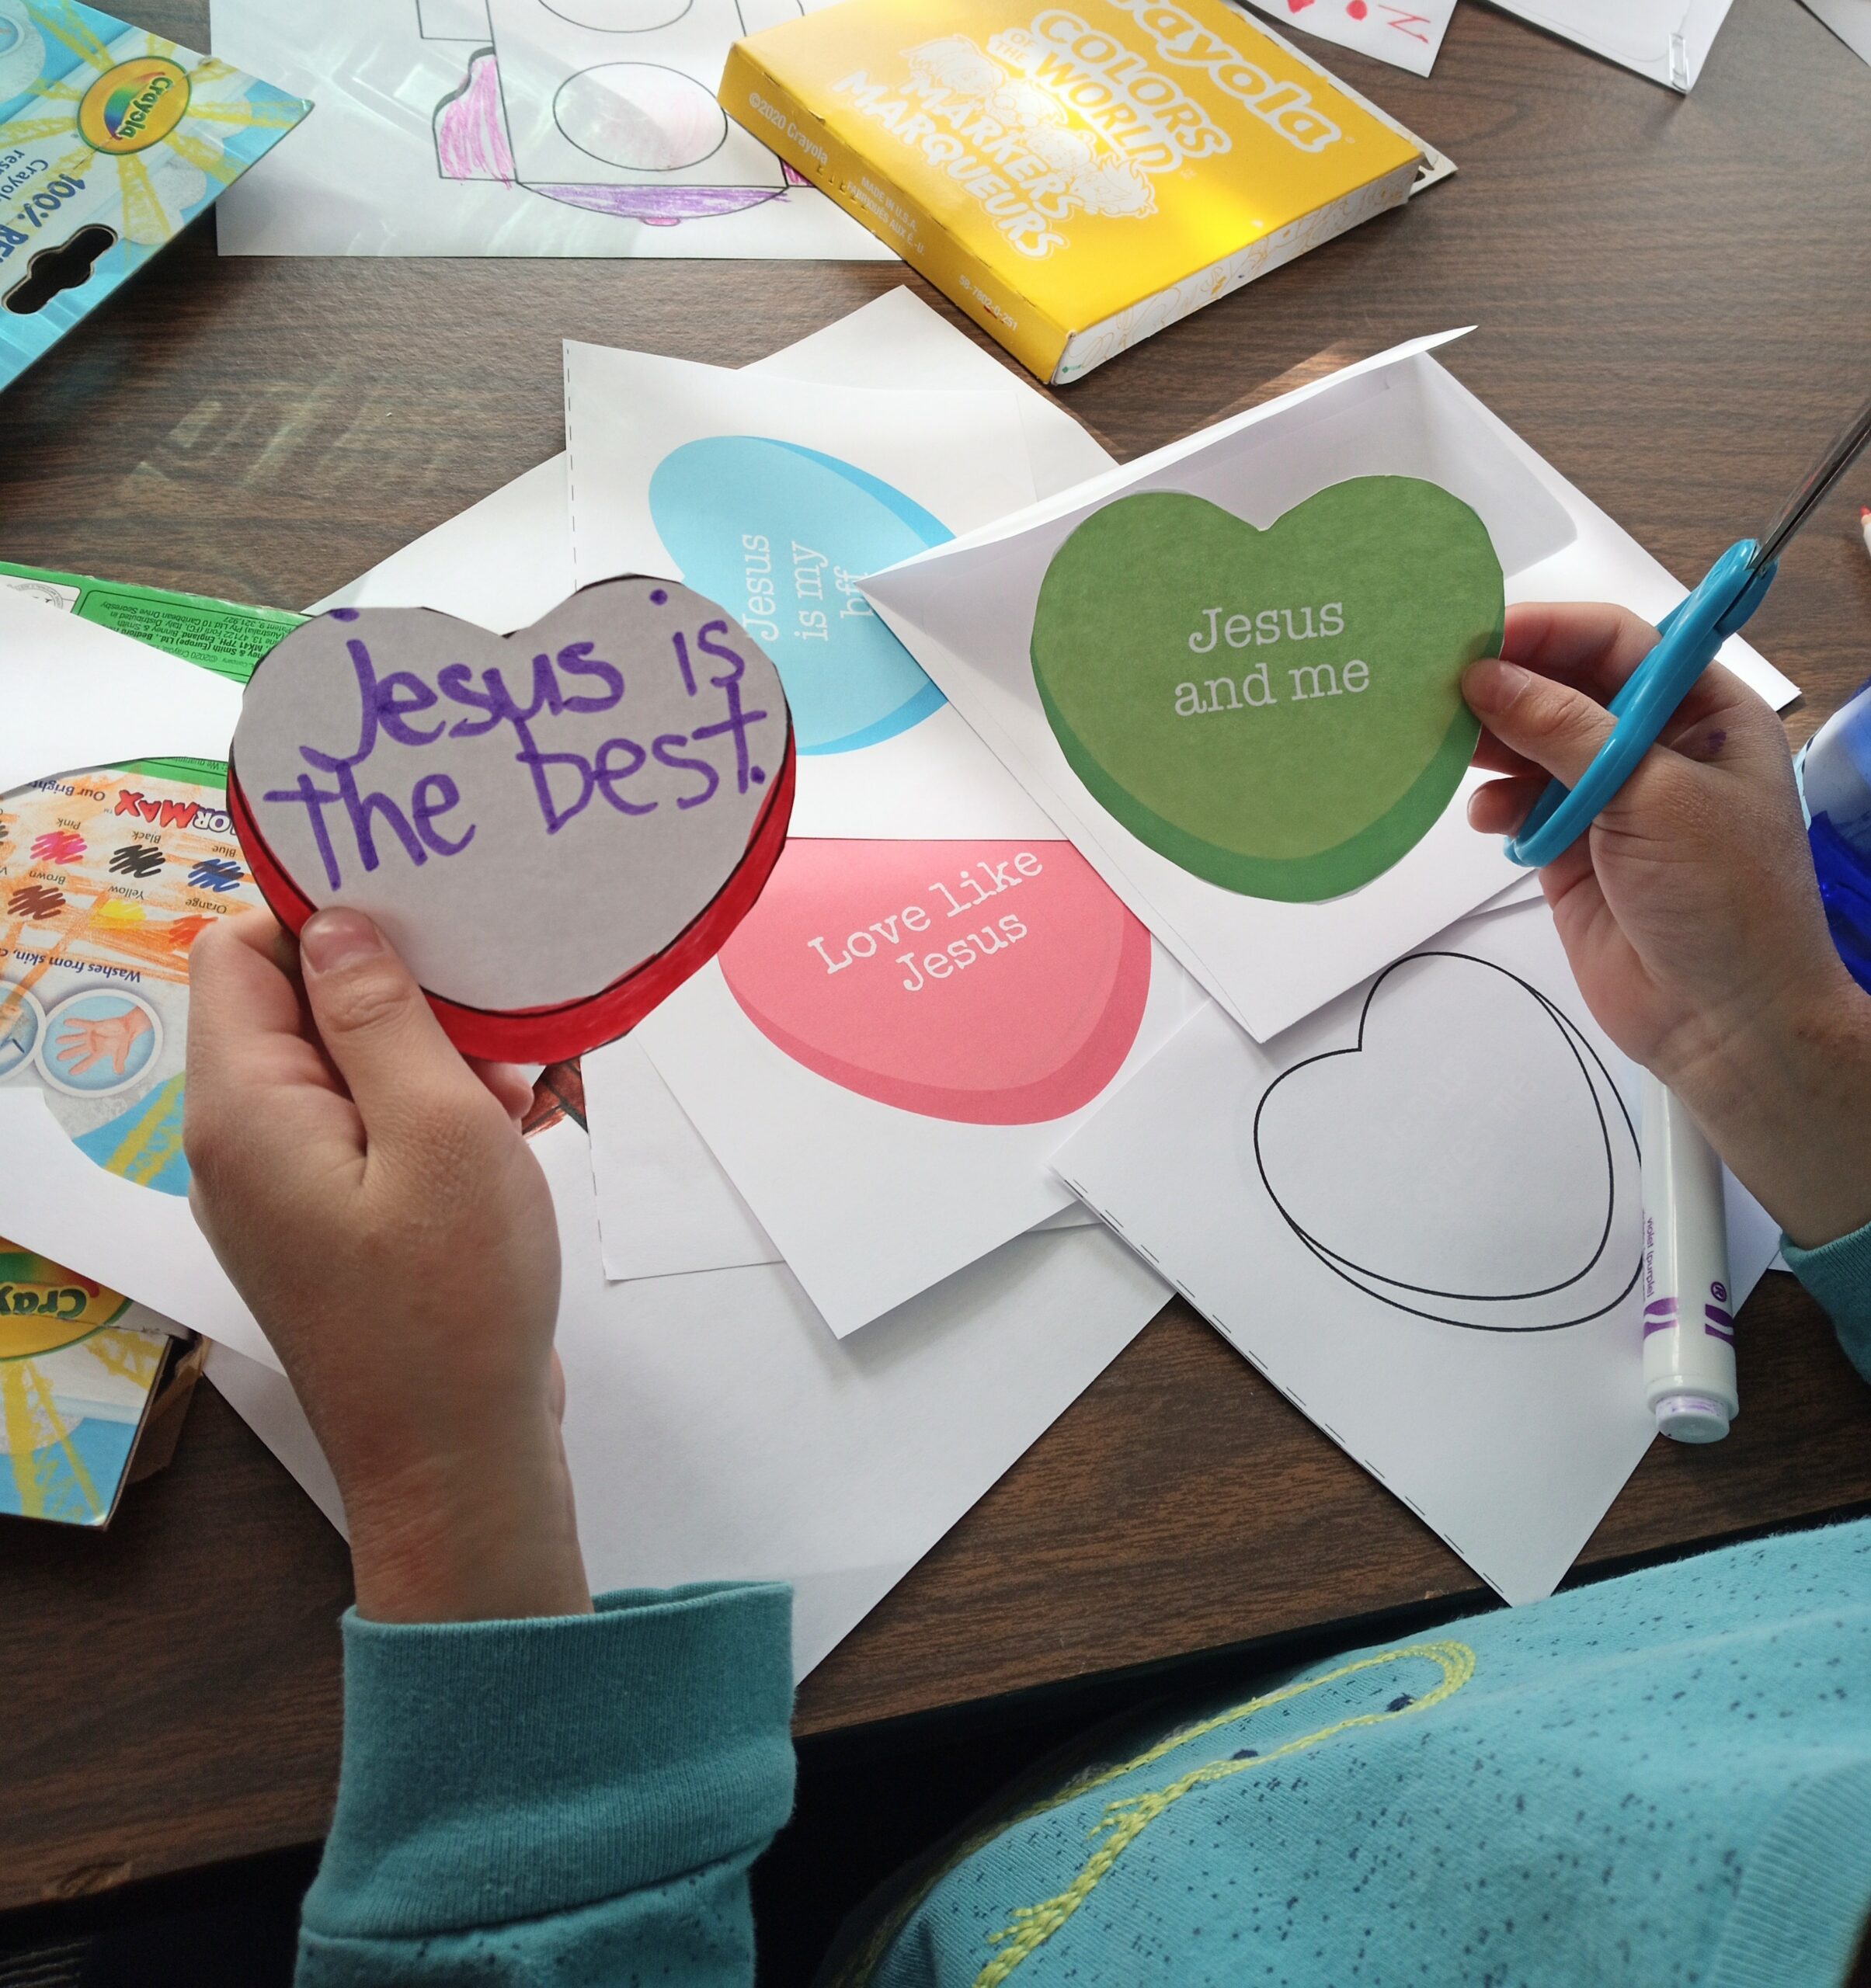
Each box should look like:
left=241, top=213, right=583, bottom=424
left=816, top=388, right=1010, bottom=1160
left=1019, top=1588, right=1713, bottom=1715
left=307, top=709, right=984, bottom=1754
left=298, top=909, right=483, bottom=1153
left=1463, top=657, right=1616, bottom=790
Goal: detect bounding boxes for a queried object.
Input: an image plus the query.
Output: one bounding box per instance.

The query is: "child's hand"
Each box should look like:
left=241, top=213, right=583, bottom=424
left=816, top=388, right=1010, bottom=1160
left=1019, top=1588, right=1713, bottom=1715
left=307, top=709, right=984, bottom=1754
left=1466, top=603, right=1871, bottom=1249
left=186, top=909, right=591, bottom=1624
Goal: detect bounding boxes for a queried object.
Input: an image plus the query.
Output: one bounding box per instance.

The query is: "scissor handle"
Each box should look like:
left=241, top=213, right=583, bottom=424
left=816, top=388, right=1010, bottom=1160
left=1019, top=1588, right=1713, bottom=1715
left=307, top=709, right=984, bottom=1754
left=1505, top=540, right=1777, bottom=869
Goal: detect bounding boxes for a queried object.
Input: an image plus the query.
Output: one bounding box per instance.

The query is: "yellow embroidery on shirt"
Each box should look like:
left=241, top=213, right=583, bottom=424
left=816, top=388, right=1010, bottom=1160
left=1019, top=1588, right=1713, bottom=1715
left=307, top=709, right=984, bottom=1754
left=833, top=1639, right=1476, bottom=1988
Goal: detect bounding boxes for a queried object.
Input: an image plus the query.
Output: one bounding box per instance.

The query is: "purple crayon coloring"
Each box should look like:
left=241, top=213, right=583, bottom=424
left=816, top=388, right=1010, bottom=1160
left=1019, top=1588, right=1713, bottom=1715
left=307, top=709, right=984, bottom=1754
left=1639, top=1072, right=1738, bottom=1444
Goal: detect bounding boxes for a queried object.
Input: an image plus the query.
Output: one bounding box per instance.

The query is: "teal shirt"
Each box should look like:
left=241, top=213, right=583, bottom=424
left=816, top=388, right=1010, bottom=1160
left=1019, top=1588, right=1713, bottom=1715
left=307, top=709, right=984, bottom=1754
left=297, top=1231, right=1871, bottom=1987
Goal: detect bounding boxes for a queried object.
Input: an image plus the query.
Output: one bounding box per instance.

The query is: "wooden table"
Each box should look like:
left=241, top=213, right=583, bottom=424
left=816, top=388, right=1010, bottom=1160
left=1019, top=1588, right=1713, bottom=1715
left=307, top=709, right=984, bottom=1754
left=5, top=0, right=1871, bottom=1915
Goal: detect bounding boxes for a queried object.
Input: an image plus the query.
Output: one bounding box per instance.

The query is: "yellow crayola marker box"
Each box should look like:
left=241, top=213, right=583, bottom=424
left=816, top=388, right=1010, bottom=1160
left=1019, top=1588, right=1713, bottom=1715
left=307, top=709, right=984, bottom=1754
left=722, top=0, right=1433, bottom=384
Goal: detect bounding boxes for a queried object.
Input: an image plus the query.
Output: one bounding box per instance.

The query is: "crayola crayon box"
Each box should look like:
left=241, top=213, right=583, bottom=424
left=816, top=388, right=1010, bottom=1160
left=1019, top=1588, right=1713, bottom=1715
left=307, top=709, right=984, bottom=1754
left=0, top=1236, right=197, bottom=1527
left=0, top=2, right=308, bottom=394
left=721, top=0, right=1435, bottom=383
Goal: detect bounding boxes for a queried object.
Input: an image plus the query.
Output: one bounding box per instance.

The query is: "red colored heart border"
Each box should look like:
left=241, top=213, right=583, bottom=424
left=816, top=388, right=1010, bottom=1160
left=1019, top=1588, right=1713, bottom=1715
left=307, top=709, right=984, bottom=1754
left=228, top=735, right=796, bottom=1065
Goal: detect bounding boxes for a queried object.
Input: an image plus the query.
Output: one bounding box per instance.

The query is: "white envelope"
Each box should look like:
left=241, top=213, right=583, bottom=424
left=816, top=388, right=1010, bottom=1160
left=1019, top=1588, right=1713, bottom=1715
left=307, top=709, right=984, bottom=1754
left=863, top=329, right=1798, bottom=1044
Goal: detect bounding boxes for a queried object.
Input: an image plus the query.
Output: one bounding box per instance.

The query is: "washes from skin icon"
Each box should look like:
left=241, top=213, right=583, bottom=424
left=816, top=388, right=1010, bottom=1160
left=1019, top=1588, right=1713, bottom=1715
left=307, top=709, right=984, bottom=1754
left=51, top=1004, right=155, bottom=1084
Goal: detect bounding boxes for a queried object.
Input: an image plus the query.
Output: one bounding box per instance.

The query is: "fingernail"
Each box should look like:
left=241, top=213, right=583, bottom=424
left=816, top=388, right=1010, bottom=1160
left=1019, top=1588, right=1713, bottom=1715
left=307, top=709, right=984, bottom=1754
left=1463, top=659, right=1532, bottom=714
left=300, top=909, right=384, bottom=975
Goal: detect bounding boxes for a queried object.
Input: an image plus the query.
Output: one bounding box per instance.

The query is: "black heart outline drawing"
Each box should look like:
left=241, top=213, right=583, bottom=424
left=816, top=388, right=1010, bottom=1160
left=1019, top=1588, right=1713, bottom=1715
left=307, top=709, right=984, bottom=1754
left=1253, top=951, right=1641, bottom=1333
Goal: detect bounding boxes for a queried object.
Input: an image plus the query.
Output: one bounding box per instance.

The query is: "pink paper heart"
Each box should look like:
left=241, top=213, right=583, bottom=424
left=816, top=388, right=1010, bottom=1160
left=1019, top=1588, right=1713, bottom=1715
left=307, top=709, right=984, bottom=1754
left=718, top=839, right=1152, bottom=1124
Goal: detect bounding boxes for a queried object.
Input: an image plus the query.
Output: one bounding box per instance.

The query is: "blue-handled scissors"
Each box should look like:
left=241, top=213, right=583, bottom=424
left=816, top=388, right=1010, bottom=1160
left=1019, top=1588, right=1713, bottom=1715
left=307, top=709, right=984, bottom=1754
left=1507, top=388, right=1871, bottom=870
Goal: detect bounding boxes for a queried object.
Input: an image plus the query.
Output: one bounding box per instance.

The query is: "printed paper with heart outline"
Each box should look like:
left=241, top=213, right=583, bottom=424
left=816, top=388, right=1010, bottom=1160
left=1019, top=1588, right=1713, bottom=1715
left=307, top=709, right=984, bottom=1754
left=1052, top=902, right=1784, bottom=1605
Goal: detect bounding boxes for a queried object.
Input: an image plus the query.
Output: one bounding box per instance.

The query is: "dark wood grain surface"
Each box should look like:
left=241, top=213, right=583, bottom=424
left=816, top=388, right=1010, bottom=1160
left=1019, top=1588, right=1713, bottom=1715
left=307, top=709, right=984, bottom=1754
left=5, top=0, right=1871, bottom=1913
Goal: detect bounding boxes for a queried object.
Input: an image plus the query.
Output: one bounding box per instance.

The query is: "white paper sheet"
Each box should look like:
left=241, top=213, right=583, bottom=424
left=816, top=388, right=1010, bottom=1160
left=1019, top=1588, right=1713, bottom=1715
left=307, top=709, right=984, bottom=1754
left=1243, top=0, right=1456, bottom=77
left=319, top=294, right=1117, bottom=812
left=1487, top=0, right=1735, bottom=89
left=207, top=1117, right=1170, bottom=1680
left=585, top=1033, right=1094, bottom=1281
left=210, top=0, right=892, bottom=259
left=565, top=339, right=1059, bottom=839
left=583, top=1037, right=779, bottom=1280
left=206, top=1336, right=348, bottom=1530
left=1800, top=0, right=1871, bottom=62
left=633, top=837, right=1199, bottom=1333
left=864, top=331, right=1799, bottom=1043
left=0, top=594, right=244, bottom=794
left=1052, top=899, right=1782, bottom=1605
left=753, top=290, right=1118, bottom=502
left=0, top=1087, right=276, bottom=1369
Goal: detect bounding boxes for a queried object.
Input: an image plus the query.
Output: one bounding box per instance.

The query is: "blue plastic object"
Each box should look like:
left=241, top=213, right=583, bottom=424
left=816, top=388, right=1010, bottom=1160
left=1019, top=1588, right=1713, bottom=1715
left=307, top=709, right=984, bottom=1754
left=1799, top=679, right=1871, bottom=996
left=1505, top=540, right=1778, bottom=868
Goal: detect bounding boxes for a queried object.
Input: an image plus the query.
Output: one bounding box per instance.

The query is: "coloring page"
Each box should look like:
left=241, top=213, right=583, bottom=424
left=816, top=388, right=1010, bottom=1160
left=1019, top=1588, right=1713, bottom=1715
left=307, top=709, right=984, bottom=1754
left=864, top=333, right=1556, bottom=1040
left=635, top=836, right=1202, bottom=1334
left=1052, top=900, right=1784, bottom=1604
left=1244, top=0, right=1456, bottom=78
left=211, top=0, right=891, bottom=256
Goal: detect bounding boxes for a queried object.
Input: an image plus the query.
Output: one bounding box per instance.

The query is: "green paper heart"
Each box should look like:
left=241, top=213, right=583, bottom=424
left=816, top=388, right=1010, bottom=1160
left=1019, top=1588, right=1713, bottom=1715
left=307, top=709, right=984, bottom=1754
left=1030, top=478, right=1504, bottom=902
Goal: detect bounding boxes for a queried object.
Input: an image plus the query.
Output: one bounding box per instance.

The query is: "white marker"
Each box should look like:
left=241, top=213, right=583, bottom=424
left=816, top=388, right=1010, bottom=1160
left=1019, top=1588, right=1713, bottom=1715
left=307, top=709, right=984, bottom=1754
left=1640, top=1072, right=1737, bottom=1442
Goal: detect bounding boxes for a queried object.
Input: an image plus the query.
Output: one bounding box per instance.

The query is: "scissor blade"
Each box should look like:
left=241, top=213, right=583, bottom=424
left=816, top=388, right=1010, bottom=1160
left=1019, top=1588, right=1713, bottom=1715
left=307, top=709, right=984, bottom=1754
left=1752, top=388, right=1871, bottom=575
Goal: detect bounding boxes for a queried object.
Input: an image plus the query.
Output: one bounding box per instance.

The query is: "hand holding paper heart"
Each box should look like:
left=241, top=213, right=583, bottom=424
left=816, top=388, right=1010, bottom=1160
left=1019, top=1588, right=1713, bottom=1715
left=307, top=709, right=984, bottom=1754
left=1030, top=477, right=1503, bottom=903
left=228, top=579, right=794, bottom=1062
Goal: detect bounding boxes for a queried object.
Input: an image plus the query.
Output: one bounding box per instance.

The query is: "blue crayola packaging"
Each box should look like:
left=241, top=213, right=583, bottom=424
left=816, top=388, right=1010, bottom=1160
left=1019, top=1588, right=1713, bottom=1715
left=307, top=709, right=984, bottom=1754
left=0, top=2, right=307, bottom=393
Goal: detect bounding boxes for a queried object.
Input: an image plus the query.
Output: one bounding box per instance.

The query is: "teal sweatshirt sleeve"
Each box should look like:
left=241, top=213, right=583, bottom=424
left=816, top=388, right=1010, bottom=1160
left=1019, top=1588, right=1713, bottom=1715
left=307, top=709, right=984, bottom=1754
left=295, top=1582, right=795, bottom=1987
left=1782, top=1215, right=1871, bottom=1383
